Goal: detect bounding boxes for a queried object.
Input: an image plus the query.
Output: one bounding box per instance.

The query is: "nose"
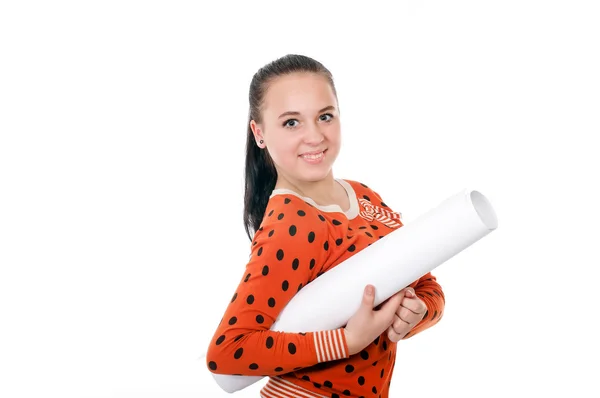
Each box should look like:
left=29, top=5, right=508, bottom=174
left=303, top=122, right=325, bottom=145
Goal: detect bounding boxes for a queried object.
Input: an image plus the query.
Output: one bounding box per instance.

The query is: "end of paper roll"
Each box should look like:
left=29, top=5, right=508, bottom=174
left=466, top=189, right=498, bottom=231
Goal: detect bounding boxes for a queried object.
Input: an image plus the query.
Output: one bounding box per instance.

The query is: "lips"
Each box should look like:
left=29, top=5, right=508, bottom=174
left=299, top=149, right=327, bottom=156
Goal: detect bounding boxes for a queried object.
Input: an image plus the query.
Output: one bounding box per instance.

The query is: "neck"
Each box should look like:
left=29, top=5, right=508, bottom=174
left=277, top=172, right=337, bottom=203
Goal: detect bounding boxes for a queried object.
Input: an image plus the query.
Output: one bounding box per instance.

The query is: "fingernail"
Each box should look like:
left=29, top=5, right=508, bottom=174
left=365, top=285, right=373, bottom=296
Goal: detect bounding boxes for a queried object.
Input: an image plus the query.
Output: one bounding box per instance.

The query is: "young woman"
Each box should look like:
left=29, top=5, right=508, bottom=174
left=206, top=54, right=445, bottom=398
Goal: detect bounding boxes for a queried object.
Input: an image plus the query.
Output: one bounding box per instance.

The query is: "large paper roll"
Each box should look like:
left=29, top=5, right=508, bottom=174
left=211, top=188, right=498, bottom=392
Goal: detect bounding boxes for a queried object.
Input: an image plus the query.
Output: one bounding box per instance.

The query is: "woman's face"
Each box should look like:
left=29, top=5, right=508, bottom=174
left=251, top=72, right=341, bottom=184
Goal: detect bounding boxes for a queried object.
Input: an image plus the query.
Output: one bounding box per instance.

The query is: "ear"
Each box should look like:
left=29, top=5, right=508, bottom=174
left=250, top=120, right=264, bottom=146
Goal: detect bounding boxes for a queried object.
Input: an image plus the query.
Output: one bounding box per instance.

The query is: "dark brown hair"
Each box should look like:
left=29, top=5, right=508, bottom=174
left=243, top=54, right=338, bottom=241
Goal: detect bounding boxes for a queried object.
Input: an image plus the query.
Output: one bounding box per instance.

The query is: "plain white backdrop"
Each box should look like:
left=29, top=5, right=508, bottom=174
left=1, top=1, right=599, bottom=397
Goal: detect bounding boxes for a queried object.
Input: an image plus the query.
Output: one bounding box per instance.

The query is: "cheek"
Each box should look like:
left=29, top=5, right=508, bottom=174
left=268, top=138, right=300, bottom=164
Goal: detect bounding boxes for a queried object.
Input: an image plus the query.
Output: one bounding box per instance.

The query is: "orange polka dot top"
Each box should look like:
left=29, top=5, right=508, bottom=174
left=206, top=178, right=445, bottom=398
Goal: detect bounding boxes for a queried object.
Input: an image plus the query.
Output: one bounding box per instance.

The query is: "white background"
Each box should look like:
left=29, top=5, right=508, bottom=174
left=1, top=1, right=599, bottom=397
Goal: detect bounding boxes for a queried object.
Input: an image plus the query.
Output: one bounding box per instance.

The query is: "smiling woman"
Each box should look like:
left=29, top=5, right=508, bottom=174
left=205, top=54, right=445, bottom=398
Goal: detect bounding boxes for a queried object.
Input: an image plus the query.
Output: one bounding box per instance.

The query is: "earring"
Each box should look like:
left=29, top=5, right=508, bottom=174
left=259, top=140, right=264, bottom=144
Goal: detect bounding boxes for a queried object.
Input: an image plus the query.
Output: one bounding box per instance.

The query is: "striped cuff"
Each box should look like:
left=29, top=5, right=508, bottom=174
left=312, top=328, right=348, bottom=363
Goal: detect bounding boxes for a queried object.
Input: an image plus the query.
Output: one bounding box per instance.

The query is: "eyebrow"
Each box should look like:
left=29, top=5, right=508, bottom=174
left=278, top=105, right=336, bottom=119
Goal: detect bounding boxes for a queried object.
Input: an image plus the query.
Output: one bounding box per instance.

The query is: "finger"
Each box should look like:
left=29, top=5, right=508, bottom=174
left=400, top=297, right=427, bottom=315
left=387, top=325, right=403, bottom=343
left=361, top=285, right=376, bottom=310
left=379, top=291, right=404, bottom=321
left=392, top=314, right=410, bottom=332
left=397, top=306, right=421, bottom=325
left=403, top=287, right=416, bottom=298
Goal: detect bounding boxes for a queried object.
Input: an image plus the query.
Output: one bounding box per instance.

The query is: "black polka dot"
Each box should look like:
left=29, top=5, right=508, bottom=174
left=244, top=273, right=251, bottom=282
left=228, top=316, right=237, bottom=325
left=249, top=363, right=259, bottom=370
left=262, top=265, right=269, bottom=276
left=277, top=213, right=284, bottom=220
left=246, top=295, right=254, bottom=304
left=231, top=293, right=237, bottom=302
left=292, top=258, right=299, bottom=270
left=268, top=297, right=276, bottom=307
left=359, top=226, right=367, bottom=230
left=343, top=390, right=351, bottom=396
left=313, top=382, right=322, bottom=388
left=332, top=219, right=342, bottom=226
left=256, top=315, right=264, bottom=324
left=372, top=386, right=377, bottom=394
left=348, top=244, right=356, bottom=252
left=268, top=229, right=275, bottom=237
left=284, top=198, right=291, bottom=204
left=358, top=376, right=365, bottom=385
left=257, top=247, right=263, bottom=256
left=324, top=241, right=329, bottom=250
left=297, top=210, right=306, bottom=217
left=308, top=231, right=315, bottom=243
left=371, top=225, right=378, bottom=230
left=276, top=249, right=284, bottom=261
left=360, top=350, right=369, bottom=360
left=275, top=366, right=283, bottom=372
left=373, top=336, right=380, bottom=345
left=302, top=375, right=310, bottom=381
left=365, top=232, right=373, bottom=238
left=282, top=280, right=289, bottom=291
left=360, top=183, right=369, bottom=188
left=324, top=380, right=333, bottom=388
left=216, top=335, right=225, bottom=345
left=345, top=364, right=354, bottom=373
left=318, top=214, right=325, bottom=221
left=234, top=348, right=243, bottom=359
left=268, top=210, right=274, bottom=217
left=289, top=225, right=297, bottom=236
left=380, top=369, right=384, bottom=378
left=335, top=238, right=343, bottom=246
left=298, top=283, right=303, bottom=292
left=309, top=258, right=316, bottom=269
left=382, top=341, right=388, bottom=351
left=363, top=195, right=371, bottom=201
left=234, top=334, right=243, bottom=342
left=372, top=361, right=378, bottom=366
left=332, top=394, right=339, bottom=398
left=208, top=361, right=217, bottom=370
left=266, top=336, right=274, bottom=349
left=381, top=202, right=388, bottom=207
left=288, top=343, right=297, bottom=354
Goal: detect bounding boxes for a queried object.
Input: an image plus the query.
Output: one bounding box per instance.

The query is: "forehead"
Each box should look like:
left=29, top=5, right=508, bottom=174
left=262, top=72, right=336, bottom=116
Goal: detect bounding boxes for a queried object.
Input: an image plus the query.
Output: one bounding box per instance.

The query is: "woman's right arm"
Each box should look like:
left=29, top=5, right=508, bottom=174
left=205, top=207, right=349, bottom=377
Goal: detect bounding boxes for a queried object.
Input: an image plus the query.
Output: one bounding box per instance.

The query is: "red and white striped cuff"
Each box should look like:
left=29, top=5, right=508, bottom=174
left=312, top=328, right=348, bottom=363
left=261, top=376, right=329, bottom=398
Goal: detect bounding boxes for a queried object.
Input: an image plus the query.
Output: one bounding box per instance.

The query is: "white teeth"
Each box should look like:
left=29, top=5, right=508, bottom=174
left=302, top=151, right=324, bottom=160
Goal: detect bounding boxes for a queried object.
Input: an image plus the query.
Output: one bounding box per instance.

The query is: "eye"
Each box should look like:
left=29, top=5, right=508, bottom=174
left=320, top=113, right=334, bottom=122
left=283, top=119, right=299, bottom=128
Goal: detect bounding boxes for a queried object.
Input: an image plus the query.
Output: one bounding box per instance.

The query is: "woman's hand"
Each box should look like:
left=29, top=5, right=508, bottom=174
left=344, top=285, right=404, bottom=355
left=386, top=287, right=427, bottom=342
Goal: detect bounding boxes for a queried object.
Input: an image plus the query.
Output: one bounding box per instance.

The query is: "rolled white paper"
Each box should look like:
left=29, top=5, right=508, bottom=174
left=211, top=188, right=498, bottom=393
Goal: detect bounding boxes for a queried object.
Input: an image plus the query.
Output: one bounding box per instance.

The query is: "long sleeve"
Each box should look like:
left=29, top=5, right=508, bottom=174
left=402, top=272, right=445, bottom=339
left=206, top=201, right=350, bottom=376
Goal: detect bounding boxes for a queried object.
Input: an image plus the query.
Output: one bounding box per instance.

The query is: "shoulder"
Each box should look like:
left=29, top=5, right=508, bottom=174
left=340, top=178, right=402, bottom=220
left=254, top=193, right=329, bottom=239
left=339, top=178, right=388, bottom=206
left=250, top=194, right=331, bottom=263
